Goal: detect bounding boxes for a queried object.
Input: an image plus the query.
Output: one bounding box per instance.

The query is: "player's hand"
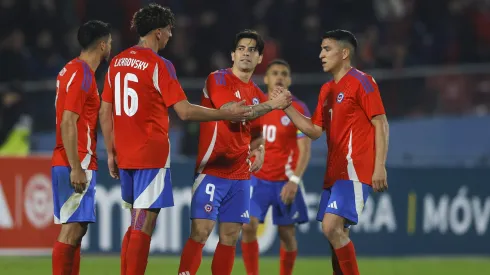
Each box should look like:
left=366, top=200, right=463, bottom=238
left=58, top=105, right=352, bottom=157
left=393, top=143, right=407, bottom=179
left=249, top=145, right=265, bottom=172
left=372, top=165, right=388, bottom=192
left=270, top=88, right=292, bottom=110
left=108, top=155, right=119, bottom=179
left=223, top=100, right=252, bottom=121
left=280, top=181, right=298, bottom=205
left=70, top=167, right=87, bottom=194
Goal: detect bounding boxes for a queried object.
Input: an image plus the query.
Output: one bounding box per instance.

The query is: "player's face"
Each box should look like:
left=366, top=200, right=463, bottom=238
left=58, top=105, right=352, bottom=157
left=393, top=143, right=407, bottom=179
left=157, top=25, right=172, bottom=50
left=319, top=38, right=345, bottom=73
left=231, top=38, right=263, bottom=73
left=264, top=64, right=291, bottom=94
left=101, top=35, right=112, bottom=62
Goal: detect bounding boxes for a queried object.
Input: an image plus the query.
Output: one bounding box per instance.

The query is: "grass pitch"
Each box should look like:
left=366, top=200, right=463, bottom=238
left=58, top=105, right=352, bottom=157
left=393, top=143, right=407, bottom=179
left=1, top=256, right=489, bottom=274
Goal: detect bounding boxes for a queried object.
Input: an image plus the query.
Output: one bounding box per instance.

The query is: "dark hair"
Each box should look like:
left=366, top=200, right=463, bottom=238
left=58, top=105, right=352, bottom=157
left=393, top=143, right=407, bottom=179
left=322, top=29, right=358, bottom=52
left=266, top=59, right=291, bottom=73
left=77, top=20, right=111, bottom=50
left=131, top=3, right=175, bottom=37
left=233, top=29, right=265, bottom=55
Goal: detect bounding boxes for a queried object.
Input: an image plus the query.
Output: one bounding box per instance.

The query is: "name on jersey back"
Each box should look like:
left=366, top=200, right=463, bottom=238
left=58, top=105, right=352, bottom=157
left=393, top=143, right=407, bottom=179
left=113, top=58, right=149, bottom=70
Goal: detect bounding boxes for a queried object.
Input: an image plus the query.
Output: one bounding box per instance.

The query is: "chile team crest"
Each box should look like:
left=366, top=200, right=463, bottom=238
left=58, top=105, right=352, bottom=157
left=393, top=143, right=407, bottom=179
left=204, top=203, right=213, bottom=213
left=281, top=115, right=291, bottom=126
left=337, top=92, right=344, bottom=103
left=252, top=97, right=260, bottom=105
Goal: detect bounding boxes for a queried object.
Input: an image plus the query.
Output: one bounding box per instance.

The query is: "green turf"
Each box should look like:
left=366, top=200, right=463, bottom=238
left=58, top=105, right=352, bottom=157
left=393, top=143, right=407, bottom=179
left=1, top=256, right=489, bottom=274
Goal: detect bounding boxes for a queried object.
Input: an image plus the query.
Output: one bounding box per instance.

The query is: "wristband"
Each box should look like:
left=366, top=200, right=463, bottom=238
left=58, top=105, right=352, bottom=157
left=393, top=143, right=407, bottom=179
left=289, top=175, right=301, bottom=185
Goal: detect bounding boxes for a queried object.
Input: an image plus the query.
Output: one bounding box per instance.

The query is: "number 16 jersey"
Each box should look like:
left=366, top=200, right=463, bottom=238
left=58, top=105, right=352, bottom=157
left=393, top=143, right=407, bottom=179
left=101, top=46, right=187, bottom=169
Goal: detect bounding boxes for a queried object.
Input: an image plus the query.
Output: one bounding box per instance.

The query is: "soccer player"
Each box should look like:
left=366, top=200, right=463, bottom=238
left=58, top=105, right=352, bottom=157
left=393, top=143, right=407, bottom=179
left=275, top=30, right=389, bottom=275
left=99, top=4, right=251, bottom=275
left=240, top=59, right=312, bottom=275
left=51, top=20, right=112, bottom=275
left=177, top=30, right=292, bottom=275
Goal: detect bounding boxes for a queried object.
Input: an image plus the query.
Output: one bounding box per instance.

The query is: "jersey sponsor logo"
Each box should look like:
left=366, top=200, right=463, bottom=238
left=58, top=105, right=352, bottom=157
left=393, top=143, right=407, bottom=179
left=281, top=115, right=291, bottom=126
left=235, top=90, right=241, bottom=99
left=252, top=97, right=259, bottom=105
left=337, top=92, right=344, bottom=103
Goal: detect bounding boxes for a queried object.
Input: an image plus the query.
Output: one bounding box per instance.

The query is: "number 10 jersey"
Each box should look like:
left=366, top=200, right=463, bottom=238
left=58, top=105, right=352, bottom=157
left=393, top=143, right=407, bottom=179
left=101, top=46, right=187, bottom=169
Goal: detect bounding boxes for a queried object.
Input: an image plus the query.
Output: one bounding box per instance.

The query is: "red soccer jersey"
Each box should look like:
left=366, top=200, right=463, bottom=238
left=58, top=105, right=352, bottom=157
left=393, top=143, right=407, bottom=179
left=311, top=68, right=386, bottom=188
left=101, top=46, right=187, bottom=169
left=195, top=69, right=268, bottom=180
left=254, top=97, right=310, bottom=181
left=52, top=58, right=99, bottom=170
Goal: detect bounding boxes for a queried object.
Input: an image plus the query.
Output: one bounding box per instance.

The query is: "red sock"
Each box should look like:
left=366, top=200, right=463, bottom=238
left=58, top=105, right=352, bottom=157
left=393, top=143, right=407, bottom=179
left=334, top=241, right=359, bottom=275
left=52, top=241, right=76, bottom=275
left=279, top=246, right=297, bottom=275
left=121, top=227, right=132, bottom=275
left=211, top=243, right=236, bottom=275
left=241, top=240, right=259, bottom=275
left=331, top=243, right=343, bottom=275
left=125, top=230, right=151, bottom=275
left=178, top=238, right=205, bottom=275
left=71, top=244, right=81, bottom=275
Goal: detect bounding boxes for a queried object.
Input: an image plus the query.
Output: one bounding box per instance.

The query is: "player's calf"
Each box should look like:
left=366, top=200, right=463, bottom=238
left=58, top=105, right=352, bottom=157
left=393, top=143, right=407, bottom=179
left=124, top=209, right=159, bottom=275
left=278, top=224, right=297, bottom=251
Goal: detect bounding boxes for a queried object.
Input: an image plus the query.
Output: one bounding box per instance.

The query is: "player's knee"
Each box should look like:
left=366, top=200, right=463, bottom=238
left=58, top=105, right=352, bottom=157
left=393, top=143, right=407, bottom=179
left=219, top=223, right=242, bottom=246
left=190, top=219, right=214, bottom=244
left=278, top=225, right=296, bottom=243
left=58, top=223, right=88, bottom=245
left=322, top=222, right=344, bottom=242
left=241, top=219, right=259, bottom=242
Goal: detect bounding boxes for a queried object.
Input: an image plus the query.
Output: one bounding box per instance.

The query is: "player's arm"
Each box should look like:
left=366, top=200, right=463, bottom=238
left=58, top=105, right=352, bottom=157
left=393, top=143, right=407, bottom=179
left=100, top=69, right=115, bottom=158
left=99, top=101, right=114, bottom=156
left=220, top=89, right=290, bottom=121
left=283, top=106, right=322, bottom=140
left=60, top=110, right=82, bottom=171
left=371, top=114, right=389, bottom=171
left=157, top=61, right=249, bottom=122
left=173, top=100, right=249, bottom=122
left=359, top=76, right=389, bottom=192
left=249, top=122, right=265, bottom=172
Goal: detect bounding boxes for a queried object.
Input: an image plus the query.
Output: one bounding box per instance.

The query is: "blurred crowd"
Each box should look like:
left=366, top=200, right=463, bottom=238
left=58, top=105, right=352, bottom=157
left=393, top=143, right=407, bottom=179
left=1, top=0, right=490, bottom=145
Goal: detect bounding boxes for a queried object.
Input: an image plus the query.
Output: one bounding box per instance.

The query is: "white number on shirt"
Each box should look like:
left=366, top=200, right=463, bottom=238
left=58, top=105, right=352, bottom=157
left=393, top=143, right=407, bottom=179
left=115, top=72, right=139, bottom=117
left=329, top=108, right=333, bottom=121
left=262, top=125, right=277, bottom=143
left=205, top=183, right=216, bottom=201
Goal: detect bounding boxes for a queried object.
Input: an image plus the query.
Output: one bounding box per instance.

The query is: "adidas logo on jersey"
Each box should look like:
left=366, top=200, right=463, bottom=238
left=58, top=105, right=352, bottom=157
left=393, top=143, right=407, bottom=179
left=241, top=210, right=250, bottom=218
left=328, top=201, right=338, bottom=209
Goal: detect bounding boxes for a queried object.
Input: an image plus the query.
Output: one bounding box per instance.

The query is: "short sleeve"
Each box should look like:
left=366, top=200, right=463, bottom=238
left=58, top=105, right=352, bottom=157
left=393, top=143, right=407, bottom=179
left=357, top=76, right=386, bottom=119
left=205, top=72, right=239, bottom=109
left=101, top=66, right=113, bottom=103
left=64, top=67, right=92, bottom=115
left=311, top=84, right=329, bottom=129
left=157, top=58, right=187, bottom=107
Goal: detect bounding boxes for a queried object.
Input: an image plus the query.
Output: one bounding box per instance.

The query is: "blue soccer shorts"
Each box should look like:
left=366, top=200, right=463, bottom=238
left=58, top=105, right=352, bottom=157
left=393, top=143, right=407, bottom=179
left=316, top=180, right=372, bottom=227
left=250, top=176, right=309, bottom=225
left=51, top=166, right=96, bottom=224
left=190, top=174, right=251, bottom=224
left=119, top=168, right=174, bottom=209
